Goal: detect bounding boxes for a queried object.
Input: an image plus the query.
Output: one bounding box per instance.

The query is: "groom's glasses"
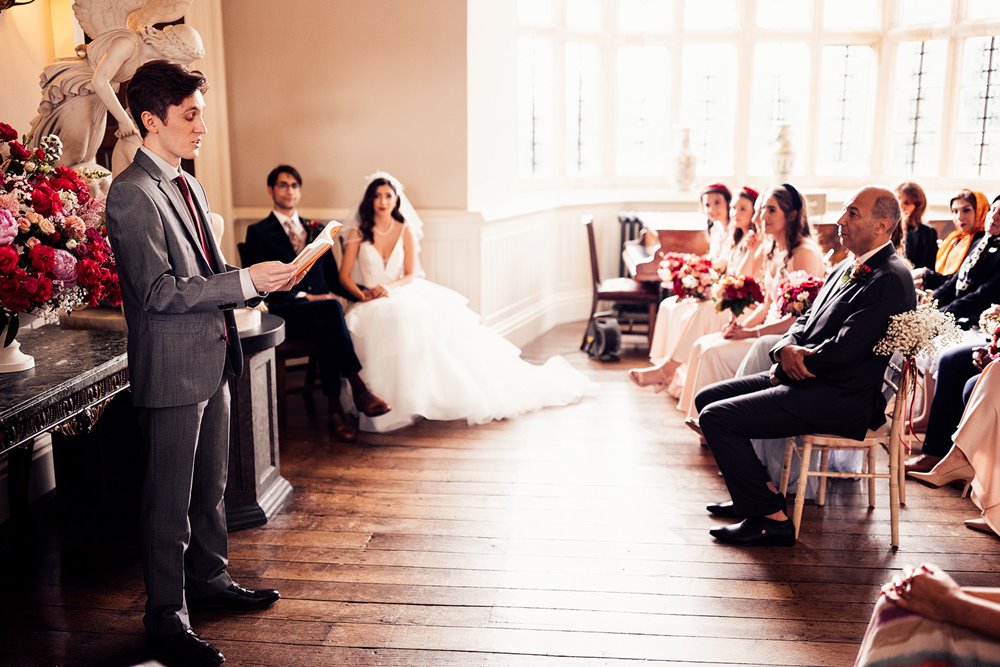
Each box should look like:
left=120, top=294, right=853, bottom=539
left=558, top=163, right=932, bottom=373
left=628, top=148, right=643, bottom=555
left=274, top=182, right=300, bottom=190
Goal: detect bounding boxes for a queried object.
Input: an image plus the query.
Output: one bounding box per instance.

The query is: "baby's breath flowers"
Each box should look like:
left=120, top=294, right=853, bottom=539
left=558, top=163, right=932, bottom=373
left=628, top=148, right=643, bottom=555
left=874, top=302, right=964, bottom=359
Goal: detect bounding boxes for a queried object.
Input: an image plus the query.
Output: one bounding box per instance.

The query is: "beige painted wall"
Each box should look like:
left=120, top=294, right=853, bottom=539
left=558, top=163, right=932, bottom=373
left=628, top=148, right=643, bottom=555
left=0, top=1, right=57, bottom=134
left=221, top=0, right=468, bottom=214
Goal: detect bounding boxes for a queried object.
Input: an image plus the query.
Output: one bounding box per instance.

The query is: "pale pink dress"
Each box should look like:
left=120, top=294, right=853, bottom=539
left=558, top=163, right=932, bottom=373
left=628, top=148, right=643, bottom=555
left=647, top=236, right=756, bottom=365
left=954, top=360, right=1000, bottom=534
left=673, top=240, right=825, bottom=418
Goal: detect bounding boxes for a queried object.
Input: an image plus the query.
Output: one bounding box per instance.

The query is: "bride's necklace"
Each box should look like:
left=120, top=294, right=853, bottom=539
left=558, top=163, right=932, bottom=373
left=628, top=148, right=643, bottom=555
left=373, top=220, right=395, bottom=236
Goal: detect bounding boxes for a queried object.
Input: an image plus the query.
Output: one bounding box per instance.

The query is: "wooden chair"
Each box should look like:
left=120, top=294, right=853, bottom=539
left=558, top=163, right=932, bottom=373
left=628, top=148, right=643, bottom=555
left=580, top=216, right=660, bottom=350
left=779, top=361, right=913, bottom=549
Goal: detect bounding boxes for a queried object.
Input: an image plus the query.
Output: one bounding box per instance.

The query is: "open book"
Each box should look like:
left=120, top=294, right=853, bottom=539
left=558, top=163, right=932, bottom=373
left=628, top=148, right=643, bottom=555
left=290, top=220, right=343, bottom=280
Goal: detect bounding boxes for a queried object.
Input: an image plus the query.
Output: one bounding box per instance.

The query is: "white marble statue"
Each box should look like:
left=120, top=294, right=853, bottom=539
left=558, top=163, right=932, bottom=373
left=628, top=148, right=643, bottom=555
left=28, top=0, right=205, bottom=183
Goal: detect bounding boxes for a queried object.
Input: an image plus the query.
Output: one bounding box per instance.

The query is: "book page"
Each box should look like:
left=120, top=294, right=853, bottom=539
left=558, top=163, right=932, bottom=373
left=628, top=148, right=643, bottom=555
left=290, top=220, right=343, bottom=278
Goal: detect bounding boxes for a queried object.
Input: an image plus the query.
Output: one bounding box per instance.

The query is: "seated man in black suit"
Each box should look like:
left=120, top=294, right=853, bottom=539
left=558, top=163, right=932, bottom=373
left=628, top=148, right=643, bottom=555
left=694, top=186, right=917, bottom=546
left=243, top=165, right=389, bottom=441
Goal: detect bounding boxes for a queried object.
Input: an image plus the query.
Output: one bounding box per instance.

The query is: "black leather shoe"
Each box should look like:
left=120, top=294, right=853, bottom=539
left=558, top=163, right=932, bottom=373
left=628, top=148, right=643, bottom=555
left=706, top=500, right=742, bottom=518
left=189, top=583, right=280, bottom=611
left=709, top=517, right=796, bottom=546
left=148, top=628, right=224, bottom=665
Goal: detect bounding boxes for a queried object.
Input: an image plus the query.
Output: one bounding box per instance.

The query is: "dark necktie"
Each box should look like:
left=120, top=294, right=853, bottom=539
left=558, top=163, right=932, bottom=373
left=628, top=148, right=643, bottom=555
left=175, top=174, right=233, bottom=351
left=174, top=174, right=216, bottom=270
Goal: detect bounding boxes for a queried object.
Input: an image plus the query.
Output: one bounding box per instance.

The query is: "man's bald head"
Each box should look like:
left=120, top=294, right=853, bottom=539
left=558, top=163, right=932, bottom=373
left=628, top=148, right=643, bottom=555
left=838, top=186, right=902, bottom=256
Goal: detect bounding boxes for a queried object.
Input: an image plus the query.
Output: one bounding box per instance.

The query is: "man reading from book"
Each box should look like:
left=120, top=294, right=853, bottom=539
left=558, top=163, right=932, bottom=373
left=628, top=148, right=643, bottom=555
left=243, top=164, right=389, bottom=441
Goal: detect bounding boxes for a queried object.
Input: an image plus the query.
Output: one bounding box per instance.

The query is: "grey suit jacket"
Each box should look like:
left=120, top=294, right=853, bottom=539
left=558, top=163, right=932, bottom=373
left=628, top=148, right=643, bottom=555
left=107, top=150, right=254, bottom=408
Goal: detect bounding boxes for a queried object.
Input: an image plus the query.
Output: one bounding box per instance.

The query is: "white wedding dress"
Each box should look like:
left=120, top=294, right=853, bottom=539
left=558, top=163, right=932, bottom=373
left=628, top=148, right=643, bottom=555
left=344, top=226, right=593, bottom=432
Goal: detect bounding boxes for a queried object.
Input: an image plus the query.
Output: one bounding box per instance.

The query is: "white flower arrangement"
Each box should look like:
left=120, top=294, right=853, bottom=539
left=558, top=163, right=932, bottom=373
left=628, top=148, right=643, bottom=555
left=978, top=304, right=1000, bottom=335
left=874, top=302, right=964, bottom=359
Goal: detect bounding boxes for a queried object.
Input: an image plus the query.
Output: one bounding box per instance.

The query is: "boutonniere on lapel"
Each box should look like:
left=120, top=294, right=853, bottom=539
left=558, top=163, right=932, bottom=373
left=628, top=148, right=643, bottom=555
left=841, top=262, right=873, bottom=286
left=304, top=219, right=321, bottom=236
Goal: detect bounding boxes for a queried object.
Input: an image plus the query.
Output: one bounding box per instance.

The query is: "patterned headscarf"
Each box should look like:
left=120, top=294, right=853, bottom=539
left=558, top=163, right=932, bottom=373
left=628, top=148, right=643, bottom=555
left=936, top=189, right=989, bottom=275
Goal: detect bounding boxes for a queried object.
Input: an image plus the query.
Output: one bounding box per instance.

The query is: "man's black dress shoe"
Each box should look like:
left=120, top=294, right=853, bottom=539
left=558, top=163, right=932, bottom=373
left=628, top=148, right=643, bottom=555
left=148, top=628, right=224, bottom=666
left=706, top=500, right=742, bottom=518
left=709, top=517, right=796, bottom=546
left=189, top=583, right=280, bottom=611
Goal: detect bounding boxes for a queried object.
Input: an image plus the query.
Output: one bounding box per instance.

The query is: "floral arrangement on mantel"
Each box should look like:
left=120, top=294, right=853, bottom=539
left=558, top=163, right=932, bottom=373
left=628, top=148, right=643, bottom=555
left=874, top=302, right=964, bottom=359
left=0, top=121, right=120, bottom=343
left=658, top=252, right=724, bottom=301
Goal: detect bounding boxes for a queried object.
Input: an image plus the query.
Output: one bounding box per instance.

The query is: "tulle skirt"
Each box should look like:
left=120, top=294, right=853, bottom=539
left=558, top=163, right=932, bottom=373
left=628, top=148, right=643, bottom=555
left=344, top=279, right=594, bottom=432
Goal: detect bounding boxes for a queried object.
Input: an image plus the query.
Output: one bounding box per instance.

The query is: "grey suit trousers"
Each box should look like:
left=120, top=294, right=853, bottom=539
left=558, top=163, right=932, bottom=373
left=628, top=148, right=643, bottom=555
left=137, top=377, right=234, bottom=636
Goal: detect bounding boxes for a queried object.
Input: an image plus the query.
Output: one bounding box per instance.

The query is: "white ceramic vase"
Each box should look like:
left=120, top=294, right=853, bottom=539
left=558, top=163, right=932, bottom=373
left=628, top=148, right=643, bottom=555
left=675, top=128, right=696, bottom=192
left=772, top=124, right=795, bottom=181
left=0, top=312, right=36, bottom=373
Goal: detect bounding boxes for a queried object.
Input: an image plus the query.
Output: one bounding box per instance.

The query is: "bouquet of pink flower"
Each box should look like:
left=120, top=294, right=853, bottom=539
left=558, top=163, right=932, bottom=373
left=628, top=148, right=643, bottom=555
left=658, top=252, right=722, bottom=301
left=0, top=121, right=120, bottom=334
left=712, top=274, right=764, bottom=318
left=776, top=271, right=825, bottom=317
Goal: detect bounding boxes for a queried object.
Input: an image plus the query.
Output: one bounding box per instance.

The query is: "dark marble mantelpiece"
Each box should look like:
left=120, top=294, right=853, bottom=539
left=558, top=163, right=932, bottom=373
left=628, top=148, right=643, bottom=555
left=0, top=326, right=130, bottom=457
left=0, top=316, right=292, bottom=533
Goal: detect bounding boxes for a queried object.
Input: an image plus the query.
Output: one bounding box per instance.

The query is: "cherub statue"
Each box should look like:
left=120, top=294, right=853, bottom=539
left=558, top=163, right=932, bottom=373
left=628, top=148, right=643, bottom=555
left=28, top=0, right=205, bottom=182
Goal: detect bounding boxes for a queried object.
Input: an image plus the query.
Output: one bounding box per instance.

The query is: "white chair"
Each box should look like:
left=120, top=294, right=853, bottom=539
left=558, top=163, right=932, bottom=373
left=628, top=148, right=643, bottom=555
left=779, top=361, right=913, bottom=549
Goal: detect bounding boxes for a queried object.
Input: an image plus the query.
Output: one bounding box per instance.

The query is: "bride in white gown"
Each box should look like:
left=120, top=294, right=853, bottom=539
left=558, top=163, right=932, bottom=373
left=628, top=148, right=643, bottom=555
left=338, top=172, right=593, bottom=432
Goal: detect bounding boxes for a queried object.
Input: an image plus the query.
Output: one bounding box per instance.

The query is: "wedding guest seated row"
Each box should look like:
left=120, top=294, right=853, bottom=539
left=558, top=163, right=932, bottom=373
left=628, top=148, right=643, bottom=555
left=692, top=186, right=916, bottom=546
left=908, top=192, right=1000, bottom=433
left=855, top=564, right=1000, bottom=666
left=631, top=184, right=760, bottom=389
left=243, top=164, right=391, bottom=442
left=673, top=183, right=826, bottom=418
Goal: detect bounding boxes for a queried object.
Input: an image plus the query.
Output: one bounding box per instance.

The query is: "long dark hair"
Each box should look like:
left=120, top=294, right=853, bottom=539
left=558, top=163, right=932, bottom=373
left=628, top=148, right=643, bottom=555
left=357, top=177, right=405, bottom=243
left=765, top=183, right=811, bottom=266
left=895, top=181, right=927, bottom=231
left=731, top=186, right=759, bottom=246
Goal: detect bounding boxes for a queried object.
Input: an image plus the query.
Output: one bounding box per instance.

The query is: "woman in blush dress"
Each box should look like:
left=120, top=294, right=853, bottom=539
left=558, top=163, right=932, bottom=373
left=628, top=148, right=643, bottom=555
left=337, top=172, right=593, bottom=432
left=673, top=183, right=825, bottom=419
left=909, top=359, right=1000, bottom=537
left=630, top=185, right=761, bottom=389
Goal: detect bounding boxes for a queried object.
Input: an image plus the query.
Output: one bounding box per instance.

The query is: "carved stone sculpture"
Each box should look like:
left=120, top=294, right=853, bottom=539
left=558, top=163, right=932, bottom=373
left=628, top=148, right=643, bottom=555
left=28, top=0, right=205, bottom=184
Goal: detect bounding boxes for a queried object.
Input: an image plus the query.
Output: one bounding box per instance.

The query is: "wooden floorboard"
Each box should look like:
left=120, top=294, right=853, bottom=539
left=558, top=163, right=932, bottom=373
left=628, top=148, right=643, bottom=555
left=2, top=321, right=998, bottom=666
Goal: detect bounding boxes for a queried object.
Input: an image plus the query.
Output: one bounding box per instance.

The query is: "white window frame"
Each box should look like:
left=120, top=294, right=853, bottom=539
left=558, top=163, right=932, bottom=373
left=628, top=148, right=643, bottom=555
left=515, top=0, right=1000, bottom=195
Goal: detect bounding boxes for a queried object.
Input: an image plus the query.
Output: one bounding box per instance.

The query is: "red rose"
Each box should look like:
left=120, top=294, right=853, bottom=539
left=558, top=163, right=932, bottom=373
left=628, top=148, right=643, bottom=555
left=0, top=277, right=31, bottom=313
left=22, top=274, right=53, bottom=302
left=30, top=184, right=63, bottom=217
left=0, top=246, right=18, bottom=273
left=33, top=148, right=45, bottom=161
left=76, top=258, right=102, bottom=287
left=0, top=123, right=16, bottom=143
left=29, top=244, right=56, bottom=273
left=8, top=142, right=30, bottom=161
left=103, top=276, right=122, bottom=307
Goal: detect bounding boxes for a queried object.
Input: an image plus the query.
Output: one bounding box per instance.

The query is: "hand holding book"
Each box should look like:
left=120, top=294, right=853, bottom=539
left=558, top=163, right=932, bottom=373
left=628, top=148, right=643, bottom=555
left=291, top=220, right=343, bottom=281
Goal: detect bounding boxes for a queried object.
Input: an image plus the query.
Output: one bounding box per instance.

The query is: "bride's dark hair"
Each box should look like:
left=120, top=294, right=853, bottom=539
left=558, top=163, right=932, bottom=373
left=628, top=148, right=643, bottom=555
left=358, top=177, right=406, bottom=243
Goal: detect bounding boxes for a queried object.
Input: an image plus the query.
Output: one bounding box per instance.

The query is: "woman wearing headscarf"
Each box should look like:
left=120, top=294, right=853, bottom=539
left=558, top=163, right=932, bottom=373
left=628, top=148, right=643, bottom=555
left=915, top=189, right=988, bottom=291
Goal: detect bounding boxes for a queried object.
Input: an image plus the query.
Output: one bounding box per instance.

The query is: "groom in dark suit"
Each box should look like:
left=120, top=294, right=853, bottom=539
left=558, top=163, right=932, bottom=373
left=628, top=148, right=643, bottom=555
left=242, top=165, right=389, bottom=441
left=694, top=186, right=917, bottom=546
left=107, top=62, right=294, bottom=665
